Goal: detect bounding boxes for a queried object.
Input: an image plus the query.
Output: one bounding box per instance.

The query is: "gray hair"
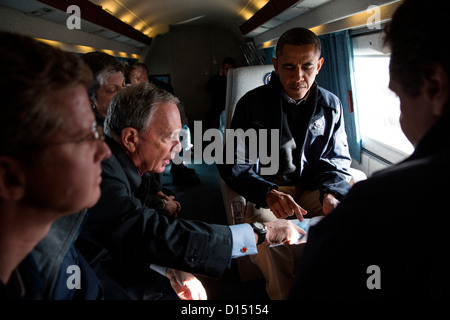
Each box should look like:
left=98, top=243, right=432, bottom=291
left=81, top=51, right=124, bottom=102
left=105, top=82, right=181, bottom=138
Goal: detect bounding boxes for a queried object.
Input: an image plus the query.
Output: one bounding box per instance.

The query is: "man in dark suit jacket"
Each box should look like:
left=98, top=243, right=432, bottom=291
left=290, top=0, right=450, bottom=299
left=78, top=82, right=303, bottom=300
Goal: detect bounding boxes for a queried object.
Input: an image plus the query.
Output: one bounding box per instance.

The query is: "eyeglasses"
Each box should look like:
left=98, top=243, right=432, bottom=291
left=37, top=122, right=105, bottom=147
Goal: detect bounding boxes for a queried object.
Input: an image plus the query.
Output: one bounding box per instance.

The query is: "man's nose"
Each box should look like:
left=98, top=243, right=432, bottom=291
left=170, top=141, right=182, bottom=159
left=293, top=67, right=304, bottom=82
left=96, top=141, right=111, bottom=162
left=174, top=141, right=182, bottom=154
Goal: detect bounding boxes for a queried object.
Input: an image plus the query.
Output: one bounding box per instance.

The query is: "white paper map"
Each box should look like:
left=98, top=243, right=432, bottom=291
left=270, top=216, right=323, bottom=247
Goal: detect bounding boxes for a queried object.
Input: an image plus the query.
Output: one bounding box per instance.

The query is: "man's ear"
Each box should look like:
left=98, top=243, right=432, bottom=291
left=121, top=127, right=139, bottom=153
left=425, top=64, right=449, bottom=117
left=272, top=57, right=279, bottom=74
left=0, top=157, right=26, bottom=201
left=89, top=97, right=97, bottom=109
left=316, top=57, right=324, bottom=75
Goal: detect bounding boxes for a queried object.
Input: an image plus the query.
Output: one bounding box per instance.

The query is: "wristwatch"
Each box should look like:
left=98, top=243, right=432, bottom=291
left=251, top=222, right=267, bottom=245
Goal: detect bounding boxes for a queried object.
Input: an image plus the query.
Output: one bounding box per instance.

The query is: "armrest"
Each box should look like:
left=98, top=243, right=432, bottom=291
left=219, top=177, right=246, bottom=225
left=348, top=167, right=367, bottom=186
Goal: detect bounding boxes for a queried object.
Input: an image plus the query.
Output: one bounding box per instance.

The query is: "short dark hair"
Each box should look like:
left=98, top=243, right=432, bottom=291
left=0, top=31, right=92, bottom=158
left=222, top=57, right=236, bottom=67
left=276, top=28, right=321, bottom=58
left=384, top=0, right=449, bottom=97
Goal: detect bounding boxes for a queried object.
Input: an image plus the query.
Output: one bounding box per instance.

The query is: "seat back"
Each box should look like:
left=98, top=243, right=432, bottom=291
left=219, top=65, right=275, bottom=281
left=224, top=65, right=274, bottom=130
left=220, top=65, right=274, bottom=226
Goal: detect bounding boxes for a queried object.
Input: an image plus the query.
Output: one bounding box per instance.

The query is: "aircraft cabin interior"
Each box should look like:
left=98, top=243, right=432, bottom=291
left=1, top=0, right=429, bottom=303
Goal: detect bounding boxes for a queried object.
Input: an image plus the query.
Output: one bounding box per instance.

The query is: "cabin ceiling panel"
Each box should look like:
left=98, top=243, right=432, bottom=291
left=1, top=0, right=401, bottom=48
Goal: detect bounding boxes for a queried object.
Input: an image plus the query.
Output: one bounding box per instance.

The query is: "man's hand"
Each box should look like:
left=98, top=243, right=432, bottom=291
left=322, top=193, right=340, bottom=215
left=166, top=268, right=207, bottom=300
left=263, top=220, right=306, bottom=245
left=165, top=195, right=181, bottom=218
left=157, top=192, right=181, bottom=219
left=266, top=189, right=307, bottom=221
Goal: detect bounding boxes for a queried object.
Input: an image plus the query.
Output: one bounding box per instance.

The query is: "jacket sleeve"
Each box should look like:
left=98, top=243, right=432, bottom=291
left=148, top=173, right=162, bottom=194
left=315, top=98, right=352, bottom=202
left=217, top=94, right=278, bottom=208
left=81, top=158, right=232, bottom=279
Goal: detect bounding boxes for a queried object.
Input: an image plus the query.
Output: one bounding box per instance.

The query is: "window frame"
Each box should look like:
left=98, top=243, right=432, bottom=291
left=351, top=29, right=412, bottom=165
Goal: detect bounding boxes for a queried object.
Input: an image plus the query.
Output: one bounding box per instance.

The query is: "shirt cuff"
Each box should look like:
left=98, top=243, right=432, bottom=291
left=149, top=264, right=167, bottom=277
left=229, top=224, right=258, bottom=259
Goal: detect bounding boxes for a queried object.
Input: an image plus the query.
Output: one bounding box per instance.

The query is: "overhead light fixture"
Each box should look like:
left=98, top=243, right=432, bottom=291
left=25, top=7, right=53, bottom=17
left=174, top=15, right=206, bottom=25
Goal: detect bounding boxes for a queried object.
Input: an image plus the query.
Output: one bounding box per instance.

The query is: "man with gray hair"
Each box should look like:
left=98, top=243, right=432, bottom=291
left=78, top=82, right=303, bottom=300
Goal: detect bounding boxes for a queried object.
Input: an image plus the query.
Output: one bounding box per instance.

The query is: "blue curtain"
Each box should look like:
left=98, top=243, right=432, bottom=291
left=316, top=30, right=361, bottom=162
left=262, top=46, right=276, bottom=65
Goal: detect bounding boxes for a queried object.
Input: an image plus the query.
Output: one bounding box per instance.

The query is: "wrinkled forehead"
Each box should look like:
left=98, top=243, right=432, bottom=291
left=147, top=102, right=181, bottom=131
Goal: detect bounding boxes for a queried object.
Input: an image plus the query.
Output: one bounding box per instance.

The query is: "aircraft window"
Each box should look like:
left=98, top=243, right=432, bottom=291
left=352, top=32, right=414, bottom=164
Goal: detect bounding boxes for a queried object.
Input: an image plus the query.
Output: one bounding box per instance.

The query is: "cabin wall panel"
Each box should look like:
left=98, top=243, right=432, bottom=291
left=144, top=26, right=246, bottom=126
left=351, top=152, right=390, bottom=178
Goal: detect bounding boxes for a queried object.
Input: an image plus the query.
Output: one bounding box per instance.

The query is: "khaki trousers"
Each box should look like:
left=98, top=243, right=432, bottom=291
left=247, top=186, right=323, bottom=299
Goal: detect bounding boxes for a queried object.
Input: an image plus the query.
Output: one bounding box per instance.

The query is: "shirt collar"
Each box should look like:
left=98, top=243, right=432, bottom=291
left=281, top=88, right=310, bottom=106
